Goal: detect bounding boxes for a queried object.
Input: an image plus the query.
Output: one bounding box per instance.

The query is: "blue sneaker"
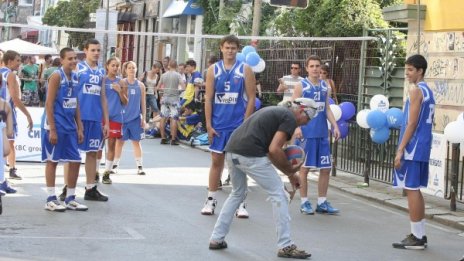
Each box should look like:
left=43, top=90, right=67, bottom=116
left=316, top=200, right=339, bottom=214
left=0, top=180, right=16, bottom=194
left=300, top=201, right=314, bottom=215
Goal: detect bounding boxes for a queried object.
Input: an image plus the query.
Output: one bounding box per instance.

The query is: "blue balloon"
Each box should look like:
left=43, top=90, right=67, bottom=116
left=242, top=45, right=256, bottom=56
left=385, top=108, right=403, bottom=129
left=328, top=98, right=335, bottom=105
left=370, top=127, right=390, bottom=144
left=366, top=110, right=387, bottom=129
left=246, top=52, right=260, bottom=67
left=340, top=102, right=356, bottom=121
left=255, top=97, right=261, bottom=111
left=236, top=52, right=245, bottom=62
left=332, top=120, right=349, bottom=139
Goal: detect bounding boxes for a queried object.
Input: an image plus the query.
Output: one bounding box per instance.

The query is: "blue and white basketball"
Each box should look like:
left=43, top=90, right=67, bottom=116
left=284, top=145, right=305, bottom=168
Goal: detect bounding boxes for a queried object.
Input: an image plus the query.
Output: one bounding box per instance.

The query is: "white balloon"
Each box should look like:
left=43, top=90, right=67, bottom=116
left=330, top=104, right=342, bottom=121
left=444, top=121, right=464, bottom=143
left=356, top=109, right=371, bottom=129
left=252, top=59, right=266, bottom=73
left=457, top=112, right=464, bottom=122
left=370, top=94, right=389, bottom=113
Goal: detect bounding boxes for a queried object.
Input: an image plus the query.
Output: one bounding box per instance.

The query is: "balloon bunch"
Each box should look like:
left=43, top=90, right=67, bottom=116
left=237, top=45, right=266, bottom=73
left=356, top=94, right=403, bottom=144
left=444, top=112, right=464, bottom=143
left=328, top=99, right=355, bottom=139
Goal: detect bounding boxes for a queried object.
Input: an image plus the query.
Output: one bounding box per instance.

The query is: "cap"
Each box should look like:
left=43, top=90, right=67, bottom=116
left=293, top=98, right=318, bottom=119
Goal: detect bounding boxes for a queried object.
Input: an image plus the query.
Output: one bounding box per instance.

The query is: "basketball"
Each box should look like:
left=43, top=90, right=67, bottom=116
left=284, top=145, right=305, bottom=168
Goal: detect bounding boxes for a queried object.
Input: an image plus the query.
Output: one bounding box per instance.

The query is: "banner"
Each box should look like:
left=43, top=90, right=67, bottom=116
left=421, top=133, right=446, bottom=197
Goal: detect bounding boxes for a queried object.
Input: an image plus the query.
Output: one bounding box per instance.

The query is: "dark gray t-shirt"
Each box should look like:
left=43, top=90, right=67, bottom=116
left=225, top=106, right=297, bottom=157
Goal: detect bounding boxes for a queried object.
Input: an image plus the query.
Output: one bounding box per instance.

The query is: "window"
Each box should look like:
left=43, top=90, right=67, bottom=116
left=19, top=0, right=33, bottom=6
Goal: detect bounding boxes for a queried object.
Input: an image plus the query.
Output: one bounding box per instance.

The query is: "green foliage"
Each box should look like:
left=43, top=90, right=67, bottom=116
left=42, top=0, right=99, bottom=49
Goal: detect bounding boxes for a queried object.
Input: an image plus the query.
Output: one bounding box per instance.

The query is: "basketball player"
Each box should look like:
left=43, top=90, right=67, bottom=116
left=392, top=54, right=434, bottom=250
left=201, top=35, right=256, bottom=218
left=42, top=48, right=87, bottom=212
left=292, top=55, right=340, bottom=215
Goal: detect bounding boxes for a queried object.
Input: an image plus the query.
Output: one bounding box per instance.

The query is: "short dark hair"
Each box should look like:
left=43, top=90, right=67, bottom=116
left=84, top=39, right=100, bottom=49
left=51, top=57, right=61, bottom=67
left=44, top=54, right=52, bottom=60
left=3, top=50, right=20, bottom=64
left=320, top=64, right=330, bottom=72
left=405, top=54, right=427, bottom=76
left=291, top=62, right=300, bottom=68
left=185, top=59, right=196, bottom=68
left=220, top=35, right=240, bottom=48
left=60, top=47, right=74, bottom=59
left=305, top=55, right=321, bottom=67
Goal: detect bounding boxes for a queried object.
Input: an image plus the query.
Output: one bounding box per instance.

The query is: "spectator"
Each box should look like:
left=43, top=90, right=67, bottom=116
left=320, top=64, right=338, bottom=104
left=276, top=62, right=303, bottom=102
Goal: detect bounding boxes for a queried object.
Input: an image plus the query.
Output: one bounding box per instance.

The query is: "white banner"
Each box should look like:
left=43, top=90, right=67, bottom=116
left=15, top=107, right=104, bottom=163
left=421, top=133, right=446, bottom=197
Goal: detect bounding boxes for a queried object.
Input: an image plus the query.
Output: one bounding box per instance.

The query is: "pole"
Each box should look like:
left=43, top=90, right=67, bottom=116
left=102, top=0, right=109, bottom=63
left=251, top=0, right=262, bottom=37
left=219, top=0, right=224, bottom=19
left=450, top=143, right=460, bottom=211
left=417, top=0, right=421, bottom=54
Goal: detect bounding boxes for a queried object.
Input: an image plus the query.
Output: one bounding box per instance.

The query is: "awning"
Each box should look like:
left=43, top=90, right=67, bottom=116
left=163, top=0, right=204, bottom=18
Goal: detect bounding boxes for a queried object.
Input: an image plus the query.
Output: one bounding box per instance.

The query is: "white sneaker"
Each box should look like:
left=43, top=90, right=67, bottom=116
left=201, top=197, right=217, bottom=215
left=45, top=197, right=66, bottom=212
left=65, top=196, right=88, bottom=211
left=236, top=202, right=249, bottom=218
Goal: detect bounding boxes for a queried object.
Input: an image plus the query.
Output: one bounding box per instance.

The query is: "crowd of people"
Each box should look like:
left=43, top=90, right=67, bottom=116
left=0, top=35, right=440, bottom=259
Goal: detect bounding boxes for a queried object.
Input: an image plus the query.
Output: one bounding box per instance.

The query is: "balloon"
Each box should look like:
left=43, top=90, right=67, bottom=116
left=457, top=112, right=464, bottom=122
left=370, top=94, right=389, bottom=113
left=370, top=127, right=390, bottom=144
left=330, top=104, right=342, bottom=121
left=332, top=120, right=349, bottom=139
left=356, top=109, right=371, bottom=129
left=252, top=59, right=266, bottom=73
left=339, top=102, right=356, bottom=121
left=385, top=108, right=404, bottom=129
left=367, top=110, right=387, bottom=129
left=255, top=97, right=261, bottom=110
left=236, top=52, right=245, bottom=62
left=328, top=98, right=335, bottom=105
left=246, top=52, right=260, bottom=67
left=444, top=121, right=464, bottom=143
left=242, top=45, right=256, bottom=56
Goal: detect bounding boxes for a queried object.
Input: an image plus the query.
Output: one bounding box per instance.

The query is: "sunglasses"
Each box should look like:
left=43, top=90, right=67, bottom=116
left=291, top=67, right=300, bottom=69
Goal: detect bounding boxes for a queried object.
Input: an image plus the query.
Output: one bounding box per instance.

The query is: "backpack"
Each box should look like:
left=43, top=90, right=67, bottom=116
left=190, top=133, right=209, bottom=147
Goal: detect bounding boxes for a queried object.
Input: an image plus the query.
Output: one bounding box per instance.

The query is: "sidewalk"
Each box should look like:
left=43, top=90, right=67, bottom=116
left=185, top=141, right=464, bottom=232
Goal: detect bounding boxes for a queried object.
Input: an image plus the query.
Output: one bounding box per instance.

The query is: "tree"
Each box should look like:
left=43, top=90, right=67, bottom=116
left=42, top=0, right=99, bottom=49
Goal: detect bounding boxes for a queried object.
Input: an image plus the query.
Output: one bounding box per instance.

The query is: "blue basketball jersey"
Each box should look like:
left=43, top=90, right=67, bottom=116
left=212, top=60, right=248, bottom=131
left=398, top=82, right=435, bottom=162
left=122, top=79, right=142, bottom=123
left=105, top=76, right=123, bottom=123
left=44, top=68, right=79, bottom=133
left=0, top=67, right=17, bottom=126
left=77, top=61, right=105, bottom=122
left=300, top=78, right=328, bottom=138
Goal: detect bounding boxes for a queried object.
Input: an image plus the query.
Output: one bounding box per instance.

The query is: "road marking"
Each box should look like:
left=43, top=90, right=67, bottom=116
left=0, top=227, right=145, bottom=240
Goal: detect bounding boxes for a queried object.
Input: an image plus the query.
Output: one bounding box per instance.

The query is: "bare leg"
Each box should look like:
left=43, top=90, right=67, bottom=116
left=298, top=167, right=309, bottom=198
left=8, top=140, right=15, bottom=168
left=406, top=190, right=425, bottom=222
left=170, top=118, right=177, bottom=140
left=160, top=117, right=167, bottom=139
left=106, top=138, right=116, bottom=161
left=45, top=161, right=58, bottom=187
left=114, top=139, right=125, bottom=161
left=67, top=162, right=81, bottom=189
left=318, top=168, right=331, bottom=197
left=131, top=141, right=142, bottom=158
left=208, top=152, right=225, bottom=192
left=85, top=152, right=97, bottom=185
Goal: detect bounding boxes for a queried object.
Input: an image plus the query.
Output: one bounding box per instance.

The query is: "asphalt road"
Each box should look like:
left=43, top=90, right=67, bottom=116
left=1, top=139, right=463, bottom=261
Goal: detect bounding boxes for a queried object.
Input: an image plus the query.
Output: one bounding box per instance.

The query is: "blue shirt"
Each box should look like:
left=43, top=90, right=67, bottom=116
left=212, top=60, right=248, bottom=131
left=300, top=78, right=329, bottom=138
left=0, top=67, right=17, bottom=126
left=122, top=79, right=142, bottom=123
left=105, top=76, right=123, bottom=123
left=399, top=82, right=435, bottom=162
left=44, top=68, right=79, bottom=133
left=77, top=61, right=105, bottom=122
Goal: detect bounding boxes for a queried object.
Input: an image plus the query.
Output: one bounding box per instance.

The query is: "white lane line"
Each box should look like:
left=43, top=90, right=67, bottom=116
left=0, top=227, right=144, bottom=240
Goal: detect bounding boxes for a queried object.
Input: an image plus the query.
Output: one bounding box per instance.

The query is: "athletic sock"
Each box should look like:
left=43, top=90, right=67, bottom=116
left=421, top=219, right=426, bottom=237
left=411, top=221, right=423, bottom=239
left=105, top=160, right=113, bottom=172
left=135, top=158, right=143, bottom=168
left=301, top=197, right=308, bottom=204
left=46, top=187, right=55, bottom=197
left=317, top=197, right=327, bottom=205
left=86, top=184, right=96, bottom=190
left=67, top=188, right=76, bottom=197
left=113, top=158, right=120, bottom=167
left=207, top=191, right=217, bottom=199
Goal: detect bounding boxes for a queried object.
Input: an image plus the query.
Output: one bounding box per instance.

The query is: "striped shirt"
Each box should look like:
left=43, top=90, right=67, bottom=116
left=281, top=75, right=303, bottom=102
